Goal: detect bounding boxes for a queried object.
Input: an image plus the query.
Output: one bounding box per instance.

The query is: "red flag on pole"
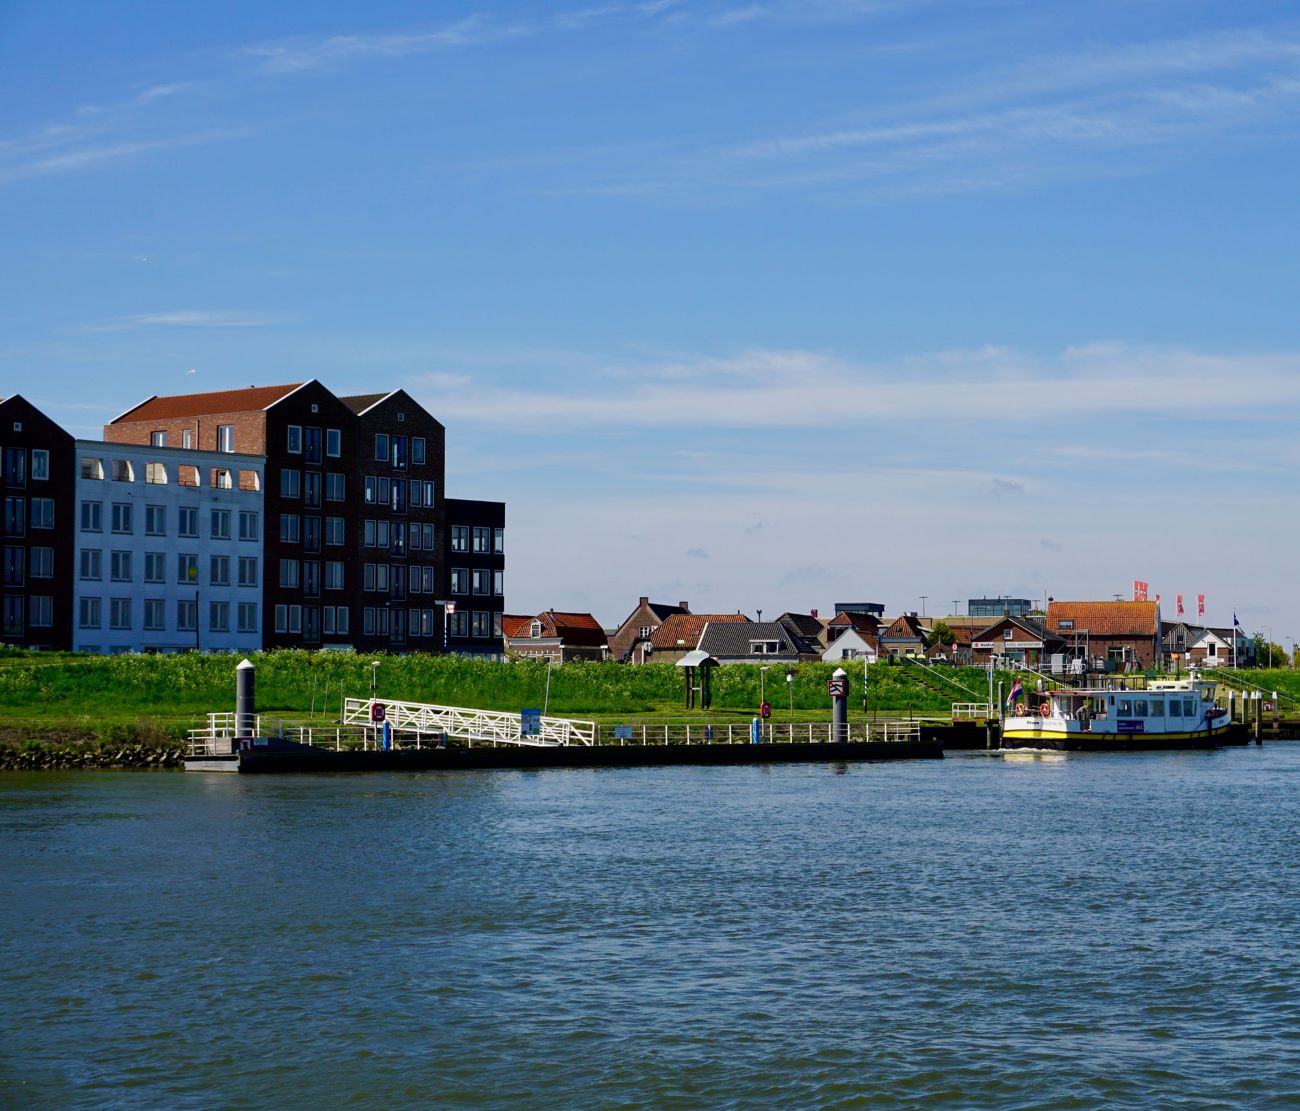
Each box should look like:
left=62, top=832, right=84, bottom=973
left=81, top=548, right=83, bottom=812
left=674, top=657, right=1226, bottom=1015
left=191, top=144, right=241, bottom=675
left=1177, top=594, right=1184, bottom=617
left=1197, top=593, right=1205, bottom=618
left=1132, top=580, right=1149, bottom=601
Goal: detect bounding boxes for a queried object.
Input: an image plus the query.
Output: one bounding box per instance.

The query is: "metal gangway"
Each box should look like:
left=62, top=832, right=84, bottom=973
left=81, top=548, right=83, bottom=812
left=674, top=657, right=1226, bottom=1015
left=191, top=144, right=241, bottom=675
left=342, top=698, right=596, bottom=747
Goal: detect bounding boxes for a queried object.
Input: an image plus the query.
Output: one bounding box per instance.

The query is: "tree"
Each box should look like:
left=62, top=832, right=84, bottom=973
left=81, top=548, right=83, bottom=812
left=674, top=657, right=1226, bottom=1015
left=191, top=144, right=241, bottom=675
left=925, top=620, right=956, bottom=649
left=1252, top=634, right=1286, bottom=669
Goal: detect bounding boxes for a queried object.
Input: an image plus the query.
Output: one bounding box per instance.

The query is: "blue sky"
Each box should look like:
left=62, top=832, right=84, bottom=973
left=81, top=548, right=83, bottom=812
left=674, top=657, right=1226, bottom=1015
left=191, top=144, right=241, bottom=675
left=3, top=0, right=1300, bottom=637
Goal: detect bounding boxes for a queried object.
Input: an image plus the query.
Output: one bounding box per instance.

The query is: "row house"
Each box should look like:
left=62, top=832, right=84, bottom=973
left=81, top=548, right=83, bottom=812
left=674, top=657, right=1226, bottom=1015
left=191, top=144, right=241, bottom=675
left=5, top=382, right=504, bottom=655
left=502, top=611, right=606, bottom=662
left=609, top=597, right=691, bottom=664
left=647, top=612, right=749, bottom=664
left=72, top=439, right=265, bottom=654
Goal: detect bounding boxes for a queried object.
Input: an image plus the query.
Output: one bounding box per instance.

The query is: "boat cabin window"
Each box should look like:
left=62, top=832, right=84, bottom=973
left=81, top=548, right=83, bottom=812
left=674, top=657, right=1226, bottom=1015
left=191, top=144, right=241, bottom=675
left=1168, top=700, right=1183, bottom=718
left=1184, top=698, right=1197, bottom=716
left=1118, top=699, right=1132, bottom=716
left=1132, top=699, right=1148, bottom=717
left=1149, top=699, right=1164, bottom=716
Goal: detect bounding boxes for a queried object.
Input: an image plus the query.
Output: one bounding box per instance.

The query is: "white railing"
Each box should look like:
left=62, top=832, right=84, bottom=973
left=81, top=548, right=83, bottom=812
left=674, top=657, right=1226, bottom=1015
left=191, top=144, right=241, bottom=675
left=952, top=702, right=994, bottom=720
left=597, top=721, right=924, bottom=745
left=343, top=698, right=597, bottom=747
left=187, top=712, right=262, bottom=756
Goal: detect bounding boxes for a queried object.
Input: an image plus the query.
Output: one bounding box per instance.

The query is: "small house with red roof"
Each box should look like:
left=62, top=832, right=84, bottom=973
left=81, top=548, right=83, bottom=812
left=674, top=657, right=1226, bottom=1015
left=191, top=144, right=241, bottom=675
left=1045, top=600, right=1161, bottom=670
left=609, top=596, right=691, bottom=664
left=503, top=609, right=609, bottom=662
left=648, top=612, right=749, bottom=664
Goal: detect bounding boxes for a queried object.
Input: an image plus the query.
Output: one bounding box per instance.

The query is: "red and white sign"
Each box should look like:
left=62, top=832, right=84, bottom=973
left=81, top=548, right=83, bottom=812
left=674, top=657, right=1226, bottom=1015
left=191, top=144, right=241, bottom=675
left=1177, top=594, right=1184, bottom=617
left=370, top=701, right=386, bottom=723
left=445, top=602, right=456, bottom=614
left=759, top=701, right=771, bottom=720
left=1197, top=593, right=1206, bottom=618
left=1132, top=580, right=1149, bottom=602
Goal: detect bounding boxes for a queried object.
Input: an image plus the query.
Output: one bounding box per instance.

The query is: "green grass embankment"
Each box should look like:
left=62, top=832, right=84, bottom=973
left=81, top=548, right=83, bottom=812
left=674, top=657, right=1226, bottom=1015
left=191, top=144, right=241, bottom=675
left=0, top=650, right=1020, bottom=739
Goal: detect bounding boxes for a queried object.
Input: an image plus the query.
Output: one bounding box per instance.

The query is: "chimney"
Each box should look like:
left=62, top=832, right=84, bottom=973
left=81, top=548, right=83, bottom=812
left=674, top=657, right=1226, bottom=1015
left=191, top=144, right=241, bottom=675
left=679, top=600, right=689, bottom=611
left=639, top=596, right=648, bottom=606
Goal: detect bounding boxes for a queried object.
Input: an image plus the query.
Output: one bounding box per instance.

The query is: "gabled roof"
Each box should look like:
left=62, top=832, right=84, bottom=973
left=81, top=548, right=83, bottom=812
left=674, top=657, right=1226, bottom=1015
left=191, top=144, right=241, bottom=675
left=615, top=598, right=690, bottom=631
left=698, top=620, right=803, bottom=658
left=500, top=615, right=534, bottom=638
left=339, top=392, right=393, bottom=415
left=778, top=612, right=823, bottom=639
left=543, top=610, right=606, bottom=647
left=1047, top=601, right=1159, bottom=637
left=972, top=615, right=1050, bottom=642
left=881, top=613, right=927, bottom=641
left=828, top=610, right=881, bottom=633
left=109, top=383, right=307, bottom=424
left=650, top=613, right=748, bottom=651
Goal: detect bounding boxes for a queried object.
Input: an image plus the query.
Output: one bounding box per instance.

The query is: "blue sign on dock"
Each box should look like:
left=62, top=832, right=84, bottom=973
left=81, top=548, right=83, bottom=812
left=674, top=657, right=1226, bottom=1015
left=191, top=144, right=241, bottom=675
left=613, top=725, right=633, bottom=740
left=521, top=709, right=542, bottom=737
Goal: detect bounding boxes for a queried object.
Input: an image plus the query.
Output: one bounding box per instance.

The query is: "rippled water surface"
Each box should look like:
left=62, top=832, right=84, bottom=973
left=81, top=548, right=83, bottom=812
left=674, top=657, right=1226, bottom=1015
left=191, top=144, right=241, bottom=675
left=2, top=746, right=1298, bottom=1108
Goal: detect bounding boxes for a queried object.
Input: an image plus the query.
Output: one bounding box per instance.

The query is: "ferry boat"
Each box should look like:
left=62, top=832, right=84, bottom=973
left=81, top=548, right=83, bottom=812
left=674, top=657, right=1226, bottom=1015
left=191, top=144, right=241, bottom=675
left=1001, top=678, right=1233, bottom=751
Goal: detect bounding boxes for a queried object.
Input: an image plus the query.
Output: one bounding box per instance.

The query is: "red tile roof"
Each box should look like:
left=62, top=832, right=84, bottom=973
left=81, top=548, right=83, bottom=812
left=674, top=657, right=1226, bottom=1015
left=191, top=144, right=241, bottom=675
left=111, top=383, right=305, bottom=423
left=650, top=613, right=748, bottom=650
left=1047, top=601, right=1159, bottom=636
left=500, top=615, right=534, bottom=638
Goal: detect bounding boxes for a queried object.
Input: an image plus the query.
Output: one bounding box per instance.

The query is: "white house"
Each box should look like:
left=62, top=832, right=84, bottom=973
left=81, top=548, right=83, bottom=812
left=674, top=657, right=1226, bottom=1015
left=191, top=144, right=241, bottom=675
left=73, top=440, right=265, bottom=654
left=822, top=627, right=878, bottom=663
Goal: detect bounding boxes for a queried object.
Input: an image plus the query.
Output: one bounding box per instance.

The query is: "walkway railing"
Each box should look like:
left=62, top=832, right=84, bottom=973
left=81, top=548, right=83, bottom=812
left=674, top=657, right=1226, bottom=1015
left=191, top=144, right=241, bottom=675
left=596, top=721, right=922, bottom=745
left=951, top=702, right=994, bottom=720
left=187, top=712, right=265, bottom=756
left=342, top=698, right=596, bottom=747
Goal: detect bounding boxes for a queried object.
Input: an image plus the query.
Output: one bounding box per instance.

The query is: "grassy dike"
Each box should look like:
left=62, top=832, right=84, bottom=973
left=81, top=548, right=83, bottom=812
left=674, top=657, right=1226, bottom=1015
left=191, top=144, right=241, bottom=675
left=0, top=649, right=1021, bottom=766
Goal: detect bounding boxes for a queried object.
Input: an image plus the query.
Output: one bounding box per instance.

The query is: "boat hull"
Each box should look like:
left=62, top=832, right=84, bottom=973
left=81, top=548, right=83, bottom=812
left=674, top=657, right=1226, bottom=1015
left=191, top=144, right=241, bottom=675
left=1001, top=721, right=1237, bottom=751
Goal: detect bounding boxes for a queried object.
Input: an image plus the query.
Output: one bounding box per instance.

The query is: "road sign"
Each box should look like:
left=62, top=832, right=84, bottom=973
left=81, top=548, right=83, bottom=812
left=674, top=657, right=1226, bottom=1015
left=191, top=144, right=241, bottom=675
left=370, top=701, right=386, bottom=723
left=828, top=677, right=849, bottom=698
left=521, top=708, right=542, bottom=737
left=759, top=701, right=771, bottom=720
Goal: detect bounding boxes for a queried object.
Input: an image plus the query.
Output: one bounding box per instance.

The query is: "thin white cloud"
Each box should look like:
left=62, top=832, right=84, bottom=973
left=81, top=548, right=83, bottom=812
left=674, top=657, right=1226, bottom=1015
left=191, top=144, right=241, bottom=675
left=85, top=310, right=287, bottom=332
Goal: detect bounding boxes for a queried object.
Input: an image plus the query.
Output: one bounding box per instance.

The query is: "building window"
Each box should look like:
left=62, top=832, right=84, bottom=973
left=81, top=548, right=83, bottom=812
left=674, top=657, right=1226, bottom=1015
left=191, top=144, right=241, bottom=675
left=111, top=459, right=133, bottom=482
left=182, top=429, right=193, bottom=449
left=110, top=598, right=132, bottom=630
left=30, top=596, right=52, bottom=628
left=280, top=469, right=301, bottom=499
left=304, top=427, right=322, bottom=464
left=217, top=425, right=235, bottom=453
left=326, top=517, right=344, bottom=546
left=325, top=561, right=344, bottom=590
left=472, top=527, right=490, bottom=553
left=472, top=569, right=489, bottom=595
left=494, top=528, right=504, bottom=555
left=421, top=566, right=435, bottom=594
left=451, top=567, right=468, bottom=594
left=81, top=457, right=104, bottom=480
left=79, top=549, right=102, bottom=581
left=326, top=473, right=345, bottom=501
left=144, top=600, right=165, bottom=631
left=145, top=462, right=168, bottom=485
left=30, top=547, right=53, bottom=579
left=472, top=611, right=491, bottom=638
left=150, top=431, right=167, bottom=447
left=177, top=600, right=198, bottom=632
left=31, top=498, right=53, bottom=529
left=110, top=503, right=132, bottom=534
left=210, top=601, right=230, bottom=633
left=3, top=547, right=23, bottom=586
left=493, top=570, right=504, bottom=596
left=144, top=505, right=165, bottom=535
left=3, top=498, right=24, bottom=537
left=239, top=510, right=259, bottom=541
left=211, top=509, right=231, bottom=539
left=79, top=597, right=101, bottom=629
left=80, top=501, right=102, bottom=532
left=303, top=472, right=321, bottom=509
left=326, top=428, right=341, bottom=457
left=237, top=603, right=258, bottom=634
left=280, top=514, right=300, bottom=543
left=412, top=437, right=426, bottom=465
left=211, top=468, right=232, bottom=490
left=287, top=425, right=303, bottom=453
left=178, top=554, right=199, bottom=584
left=450, top=611, right=469, bottom=638
left=280, top=559, right=300, bottom=589
left=144, top=552, right=165, bottom=583
left=31, top=450, right=49, bottom=481
left=210, top=555, right=231, bottom=586
left=110, top=550, right=132, bottom=582
left=178, top=506, right=198, bottom=538
left=375, top=433, right=389, bottom=462
left=275, top=605, right=288, bottom=634
left=451, top=526, right=468, bottom=552
left=302, top=560, right=321, bottom=598
left=238, top=557, right=258, bottom=587
left=3, top=447, right=25, bottom=488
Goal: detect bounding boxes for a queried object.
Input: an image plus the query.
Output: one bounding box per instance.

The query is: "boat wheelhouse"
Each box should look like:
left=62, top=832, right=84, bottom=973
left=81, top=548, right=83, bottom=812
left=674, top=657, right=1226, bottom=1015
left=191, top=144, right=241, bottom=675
left=1002, top=678, right=1231, bottom=750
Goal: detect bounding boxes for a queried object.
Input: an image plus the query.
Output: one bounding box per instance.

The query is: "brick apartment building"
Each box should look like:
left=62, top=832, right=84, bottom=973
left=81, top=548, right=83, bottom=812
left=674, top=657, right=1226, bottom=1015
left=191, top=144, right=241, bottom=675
left=2, top=382, right=504, bottom=655
left=0, top=396, right=74, bottom=649
left=444, top=498, right=506, bottom=656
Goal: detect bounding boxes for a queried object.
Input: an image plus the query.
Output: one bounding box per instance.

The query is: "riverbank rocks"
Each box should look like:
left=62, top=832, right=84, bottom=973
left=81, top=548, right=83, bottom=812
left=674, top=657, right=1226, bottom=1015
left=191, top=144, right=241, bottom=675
left=0, top=740, right=186, bottom=770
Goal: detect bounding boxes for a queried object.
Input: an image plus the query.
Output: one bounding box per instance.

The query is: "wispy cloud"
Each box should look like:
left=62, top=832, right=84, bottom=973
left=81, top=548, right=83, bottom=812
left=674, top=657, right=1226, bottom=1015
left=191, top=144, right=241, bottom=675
left=84, top=310, right=287, bottom=332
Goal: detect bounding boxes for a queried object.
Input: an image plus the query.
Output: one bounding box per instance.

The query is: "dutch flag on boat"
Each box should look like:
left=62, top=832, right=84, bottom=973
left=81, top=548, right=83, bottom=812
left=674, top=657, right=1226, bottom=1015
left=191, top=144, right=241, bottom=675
left=1006, top=679, right=1023, bottom=707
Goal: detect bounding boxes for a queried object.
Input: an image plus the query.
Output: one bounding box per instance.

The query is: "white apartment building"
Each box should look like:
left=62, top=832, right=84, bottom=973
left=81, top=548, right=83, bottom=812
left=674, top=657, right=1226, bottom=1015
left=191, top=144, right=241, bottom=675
left=73, top=440, right=265, bottom=654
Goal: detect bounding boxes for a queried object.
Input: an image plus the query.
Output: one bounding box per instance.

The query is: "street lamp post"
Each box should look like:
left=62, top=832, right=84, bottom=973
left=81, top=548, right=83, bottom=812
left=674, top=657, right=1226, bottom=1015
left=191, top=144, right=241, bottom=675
left=370, top=660, right=380, bottom=697
left=785, top=669, right=795, bottom=721
left=919, top=595, right=928, bottom=617
left=759, top=665, right=770, bottom=706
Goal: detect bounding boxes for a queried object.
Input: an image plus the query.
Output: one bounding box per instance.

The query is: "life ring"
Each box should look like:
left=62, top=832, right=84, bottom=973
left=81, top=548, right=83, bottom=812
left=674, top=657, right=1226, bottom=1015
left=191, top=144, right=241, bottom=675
left=1039, top=702, right=1052, bottom=717
left=1014, top=703, right=1027, bottom=716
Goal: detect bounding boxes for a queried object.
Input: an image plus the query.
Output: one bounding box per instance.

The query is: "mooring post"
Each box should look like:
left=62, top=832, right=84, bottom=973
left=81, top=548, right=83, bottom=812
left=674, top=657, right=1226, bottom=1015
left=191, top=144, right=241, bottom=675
left=830, top=667, right=848, bottom=742
left=235, top=658, right=256, bottom=739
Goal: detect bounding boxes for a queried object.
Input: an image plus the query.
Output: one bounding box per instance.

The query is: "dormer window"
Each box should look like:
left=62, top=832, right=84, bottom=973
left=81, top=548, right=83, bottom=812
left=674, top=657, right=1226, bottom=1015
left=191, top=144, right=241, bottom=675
left=750, top=640, right=781, bottom=654
left=1059, top=619, right=1074, bottom=630
left=530, top=620, right=542, bottom=638
left=81, top=457, right=104, bottom=480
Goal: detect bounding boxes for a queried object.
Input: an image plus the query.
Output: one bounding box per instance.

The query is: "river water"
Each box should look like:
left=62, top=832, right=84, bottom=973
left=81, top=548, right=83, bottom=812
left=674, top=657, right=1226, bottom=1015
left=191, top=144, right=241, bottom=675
left=1, top=745, right=1297, bottom=1109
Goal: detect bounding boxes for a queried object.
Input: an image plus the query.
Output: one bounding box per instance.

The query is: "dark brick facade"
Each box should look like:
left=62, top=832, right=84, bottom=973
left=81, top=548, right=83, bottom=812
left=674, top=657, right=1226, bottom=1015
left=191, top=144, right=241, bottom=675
left=0, top=397, right=74, bottom=649
left=444, top=497, right=505, bottom=656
